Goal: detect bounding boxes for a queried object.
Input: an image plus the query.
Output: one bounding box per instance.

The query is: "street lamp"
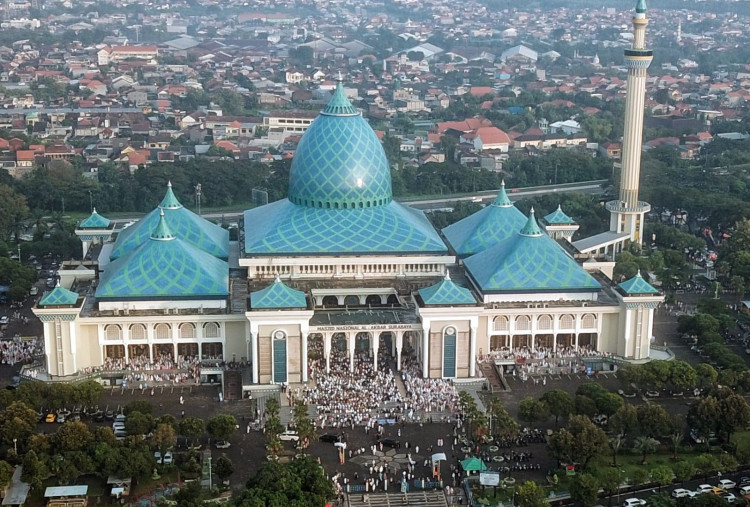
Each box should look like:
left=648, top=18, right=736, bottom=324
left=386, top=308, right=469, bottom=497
left=195, top=184, right=202, bottom=216
left=88, top=190, right=93, bottom=212
left=13, top=438, right=17, bottom=454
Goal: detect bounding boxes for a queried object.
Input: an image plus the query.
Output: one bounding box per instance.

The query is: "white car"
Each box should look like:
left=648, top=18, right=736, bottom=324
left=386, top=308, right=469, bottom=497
left=623, top=498, right=646, bottom=507
left=718, top=480, right=737, bottom=491
left=163, top=452, right=173, bottom=465
left=0, top=316, right=8, bottom=325
left=215, top=441, right=231, bottom=449
left=696, top=484, right=715, bottom=494
left=154, top=451, right=162, bottom=464
left=719, top=492, right=736, bottom=504
left=672, top=489, right=696, bottom=498
left=279, top=430, right=299, bottom=442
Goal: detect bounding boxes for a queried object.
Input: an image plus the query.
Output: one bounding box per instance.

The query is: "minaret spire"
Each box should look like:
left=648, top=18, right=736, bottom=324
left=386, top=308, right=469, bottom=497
left=606, top=0, right=653, bottom=247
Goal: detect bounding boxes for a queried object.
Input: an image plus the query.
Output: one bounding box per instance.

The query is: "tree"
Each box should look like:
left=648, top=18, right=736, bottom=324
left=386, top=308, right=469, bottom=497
left=637, top=403, right=675, bottom=439
left=518, top=397, right=549, bottom=428
left=571, top=473, right=600, bottom=507
left=124, top=411, right=153, bottom=436
left=568, top=415, right=609, bottom=470
left=215, top=454, right=234, bottom=484
left=0, top=401, right=38, bottom=446
left=716, top=392, right=750, bottom=442
left=634, top=436, right=659, bottom=465
left=75, top=380, right=103, bottom=407
left=694, top=453, right=721, bottom=479
left=53, top=421, right=93, bottom=452
left=234, top=456, right=335, bottom=507
left=207, top=414, right=237, bottom=443
left=515, top=480, right=550, bottom=507
left=597, top=468, right=622, bottom=507
left=124, top=400, right=153, bottom=416
left=0, top=184, right=28, bottom=242
left=0, top=461, right=13, bottom=490
left=292, top=401, right=315, bottom=449
left=672, top=461, right=696, bottom=485
left=152, top=423, right=177, bottom=455
left=650, top=465, right=674, bottom=491
left=21, top=450, right=48, bottom=491
left=540, top=389, right=573, bottom=426
left=179, top=417, right=205, bottom=446
left=609, top=434, right=624, bottom=467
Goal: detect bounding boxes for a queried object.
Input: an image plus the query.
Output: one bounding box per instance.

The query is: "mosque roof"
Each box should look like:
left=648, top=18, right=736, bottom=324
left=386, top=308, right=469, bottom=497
left=442, top=182, right=526, bottom=257
left=39, top=284, right=79, bottom=306
left=418, top=273, right=476, bottom=306
left=636, top=0, right=646, bottom=13
left=243, top=199, right=447, bottom=255
left=287, top=83, right=392, bottom=210
left=110, top=183, right=229, bottom=260
left=543, top=205, right=575, bottom=225
left=464, top=209, right=600, bottom=293
left=618, top=271, right=659, bottom=295
left=97, top=211, right=228, bottom=300
left=244, top=83, right=445, bottom=256
left=79, top=208, right=111, bottom=229
left=250, top=276, right=307, bottom=309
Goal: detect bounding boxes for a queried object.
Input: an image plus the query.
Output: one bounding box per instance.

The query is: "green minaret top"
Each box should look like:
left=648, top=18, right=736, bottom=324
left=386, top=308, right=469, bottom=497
left=150, top=210, right=175, bottom=241
left=321, top=82, right=358, bottom=116
left=635, top=0, right=646, bottom=14
left=159, top=181, right=183, bottom=210
left=491, top=180, right=513, bottom=207
left=519, top=207, right=543, bottom=237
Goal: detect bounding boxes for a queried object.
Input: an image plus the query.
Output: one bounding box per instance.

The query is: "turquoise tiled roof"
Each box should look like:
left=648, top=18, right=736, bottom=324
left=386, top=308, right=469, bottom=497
left=79, top=208, right=111, bottom=229
left=97, top=212, right=228, bottom=300
left=244, top=199, right=446, bottom=255
left=636, top=0, right=646, bottom=13
left=419, top=274, right=476, bottom=305
left=250, top=277, right=307, bottom=309
left=519, top=208, right=543, bottom=236
left=110, top=185, right=228, bottom=260
left=39, top=285, right=79, bottom=306
left=287, top=84, right=392, bottom=209
left=464, top=211, right=600, bottom=293
left=618, top=271, right=659, bottom=295
left=442, top=183, right=526, bottom=257
left=544, top=205, right=575, bottom=225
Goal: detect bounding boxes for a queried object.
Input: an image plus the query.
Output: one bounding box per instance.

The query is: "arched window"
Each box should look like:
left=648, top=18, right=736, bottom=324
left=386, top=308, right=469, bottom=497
left=582, top=314, right=597, bottom=329
left=560, top=315, right=575, bottom=329
left=203, top=322, right=220, bottom=338
left=105, top=324, right=121, bottom=341
left=179, top=323, right=196, bottom=339
left=493, top=316, right=509, bottom=332
left=154, top=323, right=171, bottom=340
left=538, top=315, right=553, bottom=330
left=515, top=316, right=531, bottom=331
left=344, top=295, right=359, bottom=306
left=129, top=323, right=146, bottom=340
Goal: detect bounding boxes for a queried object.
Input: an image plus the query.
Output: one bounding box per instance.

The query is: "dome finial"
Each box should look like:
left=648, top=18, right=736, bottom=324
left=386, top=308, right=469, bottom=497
left=92, top=207, right=97, bottom=214
left=492, top=180, right=512, bottom=207
left=519, top=207, right=543, bottom=237
left=322, top=81, right=358, bottom=116
left=635, top=0, right=646, bottom=13
left=167, top=180, right=172, bottom=188
left=444, top=270, right=451, bottom=281
left=159, top=181, right=183, bottom=209
left=150, top=209, right=175, bottom=241
left=274, top=272, right=282, bottom=283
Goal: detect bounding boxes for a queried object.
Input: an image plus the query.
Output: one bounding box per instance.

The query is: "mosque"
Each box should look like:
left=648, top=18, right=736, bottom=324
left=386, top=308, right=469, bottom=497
left=32, top=0, right=663, bottom=388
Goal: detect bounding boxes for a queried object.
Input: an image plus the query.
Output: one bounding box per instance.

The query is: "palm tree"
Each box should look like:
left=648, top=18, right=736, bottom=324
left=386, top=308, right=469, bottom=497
left=634, top=436, right=659, bottom=465
left=610, top=434, right=624, bottom=467
left=669, top=432, right=682, bottom=461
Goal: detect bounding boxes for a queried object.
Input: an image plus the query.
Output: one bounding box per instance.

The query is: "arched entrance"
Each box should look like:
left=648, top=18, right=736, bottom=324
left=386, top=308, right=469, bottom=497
left=379, top=332, right=393, bottom=359
left=535, top=334, right=554, bottom=350
left=105, top=345, right=125, bottom=361
left=514, top=334, right=531, bottom=349
left=578, top=333, right=597, bottom=349
left=178, top=343, right=198, bottom=359
left=322, top=295, right=339, bottom=308
left=307, top=333, right=323, bottom=371
left=490, top=334, right=510, bottom=350
left=152, top=343, right=174, bottom=363
left=556, top=333, right=575, bottom=349
left=366, top=295, right=382, bottom=307
left=201, top=342, right=223, bottom=361
left=128, top=344, right=149, bottom=362
left=355, top=332, right=370, bottom=354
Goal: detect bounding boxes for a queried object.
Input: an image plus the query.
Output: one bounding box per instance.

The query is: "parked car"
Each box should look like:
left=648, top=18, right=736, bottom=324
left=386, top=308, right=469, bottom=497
left=719, top=493, right=736, bottom=504
left=163, top=452, right=173, bottom=465
left=718, top=480, right=737, bottom=491
left=279, top=431, right=299, bottom=442
left=738, top=486, right=750, bottom=496
left=645, top=390, right=660, bottom=397
left=319, top=433, right=344, bottom=443
left=154, top=451, right=162, bottom=464
left=739, top=478, right=750, bottom=488
left=45, top=413, right=56, bottom=423
left=215, top=441, right=231, bottom=449
left=696, top=485, right=715, bottom=494
left=623, top=498, right=646, bottom=507
left=0, top=316, right=8, bottom=325
left=672, top=489, right=696, bottom=498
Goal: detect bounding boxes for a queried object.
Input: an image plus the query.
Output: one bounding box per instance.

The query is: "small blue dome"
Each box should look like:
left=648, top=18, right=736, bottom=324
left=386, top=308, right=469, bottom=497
left=288, top=83, right=392, bottom=209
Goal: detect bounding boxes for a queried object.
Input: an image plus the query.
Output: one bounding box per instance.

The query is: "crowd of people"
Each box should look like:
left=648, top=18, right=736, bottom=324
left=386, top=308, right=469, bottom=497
left=0, top=337, right=42, bottom=365
left=77, top=353, right=202, bottom=385
left=480, top=345, right=611, bottom=378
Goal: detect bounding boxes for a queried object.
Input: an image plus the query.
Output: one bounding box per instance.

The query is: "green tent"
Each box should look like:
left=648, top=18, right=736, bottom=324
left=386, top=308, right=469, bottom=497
left=460, top=457, right=488, bottom=472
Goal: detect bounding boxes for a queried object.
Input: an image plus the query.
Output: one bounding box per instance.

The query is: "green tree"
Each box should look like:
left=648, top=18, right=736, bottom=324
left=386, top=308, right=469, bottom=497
left=518, top=397, right=549, bottom=428
left=215, top=454, right=234, bottom=484
left=571, top=473, right=600, bottom=507
left=0, top=461, right=13, bottom=490
left=0, top=184, right=28, bottom=242
left=292, top=400, right=315, bottom=449
left=634, top=436, right=660, bottom=465
left=540, top=389, right=573, bottom=426
left=650, top=465, right=674, bottom=491
left=672, top=461, right=696, bottom=485
left=207, top=414, right=238, bottom=443
left=124, top=411, right=154, bottom=436
left=21, top=450, right=48, bottom=491
left=179, top=417, right=205, bottom=446
left=152, top=423, right=177, bottom=455
left=124, top=400, right=154, bottom=416
left=515, top=480, right=550, bottom=507
left=0, top=401, right=38, bottom=446
left=53, top=421, right=93, bottom=452
left=597, top=468, right=622, bottom=507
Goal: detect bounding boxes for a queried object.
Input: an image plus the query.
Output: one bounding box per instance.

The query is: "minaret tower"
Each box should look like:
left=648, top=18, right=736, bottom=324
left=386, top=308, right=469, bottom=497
left=676, top=19, right=682, bottom=44
left=607, top=0, right=653, bottom=247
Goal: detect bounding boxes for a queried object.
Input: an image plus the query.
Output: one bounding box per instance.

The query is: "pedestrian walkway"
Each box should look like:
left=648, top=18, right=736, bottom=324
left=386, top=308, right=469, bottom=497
left=347, top=490, right=448, bottom=507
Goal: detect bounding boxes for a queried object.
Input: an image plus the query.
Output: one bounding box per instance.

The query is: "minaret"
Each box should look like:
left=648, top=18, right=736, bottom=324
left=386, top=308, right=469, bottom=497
left=607, top=0, right=652, bottom=247
left=676, top=19, right=682, bottom=44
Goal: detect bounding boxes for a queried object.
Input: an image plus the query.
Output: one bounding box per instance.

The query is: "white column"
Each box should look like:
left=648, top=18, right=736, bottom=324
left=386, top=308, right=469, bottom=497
left=324, top=333, right=331, bottom=374
left=372, top=333, right=379, bottom=371
left=421, top=323, right=430, bottom=378
left=391, top=333, right=396, bottom=356
left=301, top=330, right=308, bottom=382
left=251, top=323, right=259, bottom=384
left=69, top=321, right=77, bottom=375
left=396, top=331, right=403, bottom=371
left=469, top=325, right=477, bottom=377
left=348, top=332, right=355, bottom=373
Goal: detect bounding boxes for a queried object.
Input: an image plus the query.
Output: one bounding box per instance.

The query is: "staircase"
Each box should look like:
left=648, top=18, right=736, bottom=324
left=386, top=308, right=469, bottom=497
left=223, top=370, right=243, bottom=401
left=479, top=362, right=504, bottom=393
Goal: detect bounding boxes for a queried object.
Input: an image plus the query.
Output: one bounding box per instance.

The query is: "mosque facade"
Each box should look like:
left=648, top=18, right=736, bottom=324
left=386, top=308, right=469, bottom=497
left=33, top=1, right=663, bottom=387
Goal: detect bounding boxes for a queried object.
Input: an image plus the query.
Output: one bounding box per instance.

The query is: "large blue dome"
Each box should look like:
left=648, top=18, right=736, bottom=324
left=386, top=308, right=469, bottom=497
left=288, top=83, right=392, bottom=209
